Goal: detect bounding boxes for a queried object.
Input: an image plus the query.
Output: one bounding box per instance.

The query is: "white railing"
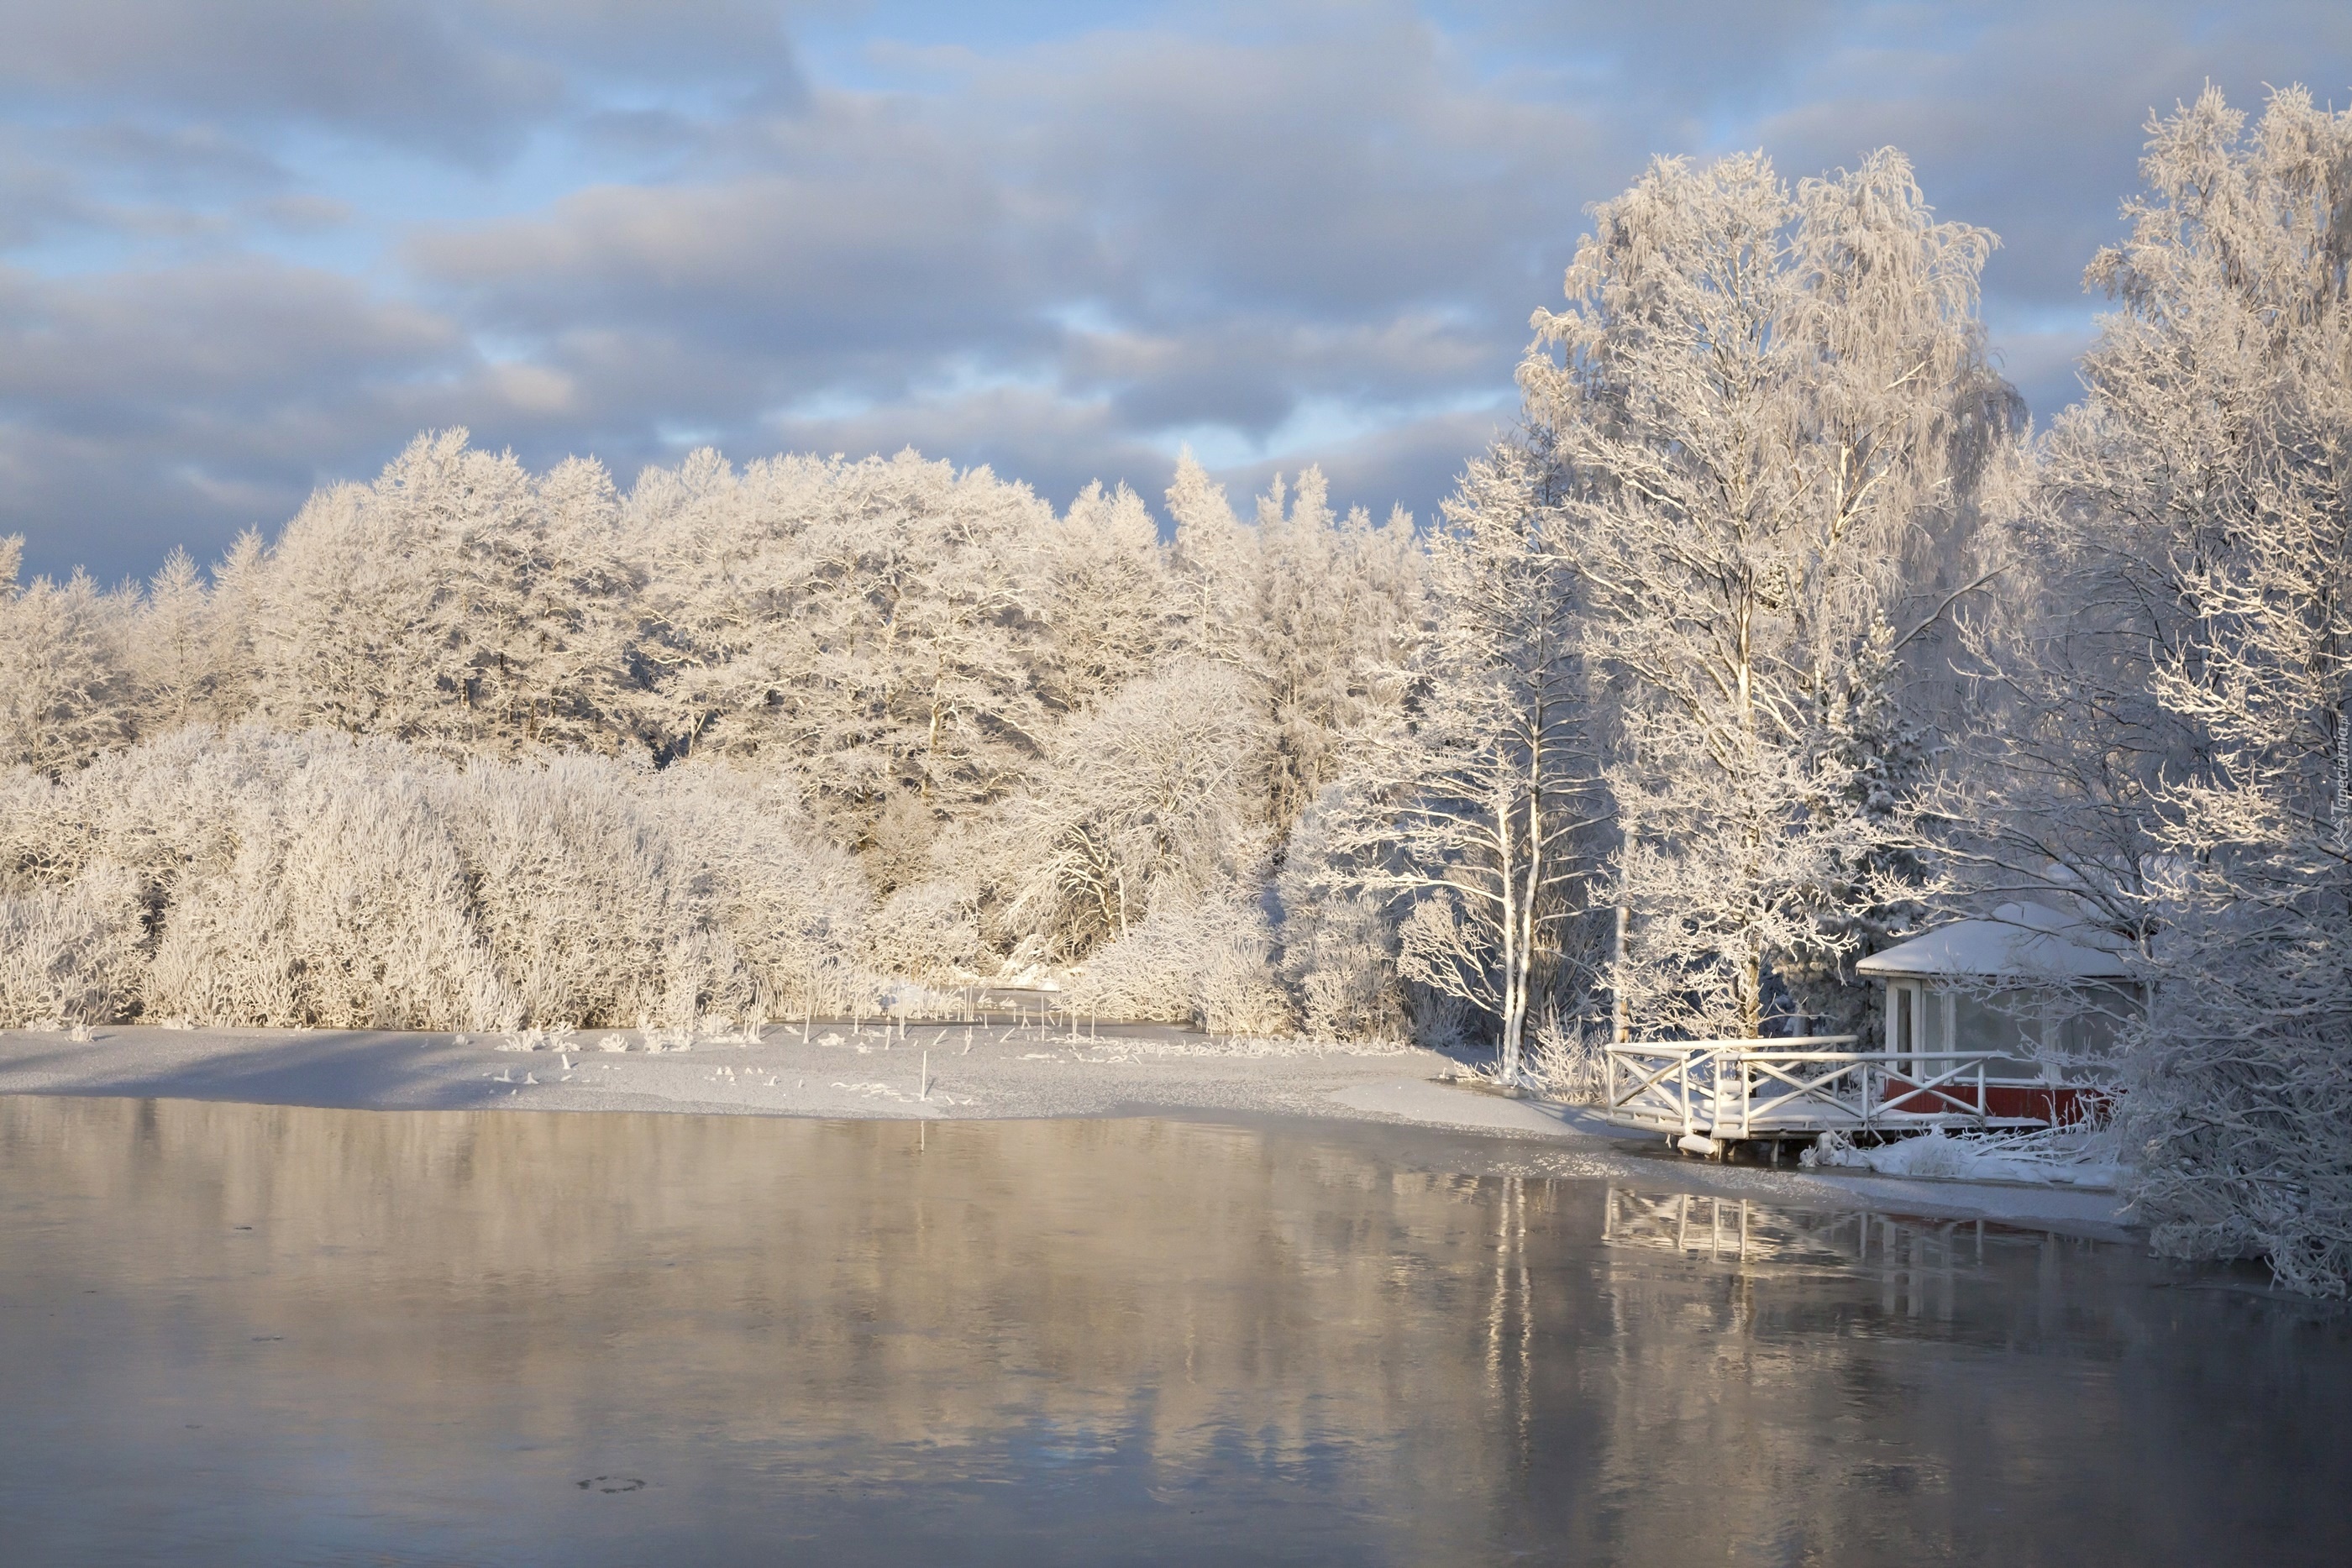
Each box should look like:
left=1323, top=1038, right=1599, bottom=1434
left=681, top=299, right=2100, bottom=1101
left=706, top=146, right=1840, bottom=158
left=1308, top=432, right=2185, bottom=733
left=1603, top=1037, right=2071, bottom=1141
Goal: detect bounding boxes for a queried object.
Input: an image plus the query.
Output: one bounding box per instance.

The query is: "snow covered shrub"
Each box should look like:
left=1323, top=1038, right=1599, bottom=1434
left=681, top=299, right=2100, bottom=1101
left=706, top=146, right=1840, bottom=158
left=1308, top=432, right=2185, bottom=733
left=0, top=866, right=145, bottom=1025
left=865, top=877, right=981, bottom=983
left=1274, top=794, right=1405, bottom=1041
left=644, top=758, right=871, bottom=1015
left=986, top=659, right=1264, bottom=960
left=1404, top=983, right=1482, bottom=1052
left=1068, top=894, right=1294, bottom=1035
left=439, top=756, right=757, bottom=1033
left=1526, top=1004, right=1607, bottom=1103
left=2124, top=894, right=2352, bottom=1295
left=1284, top=890, right=1404, bottom=1041
left=0, top=727, right=869, bottom=1033
left=143, top=737, right=512, bottom=1029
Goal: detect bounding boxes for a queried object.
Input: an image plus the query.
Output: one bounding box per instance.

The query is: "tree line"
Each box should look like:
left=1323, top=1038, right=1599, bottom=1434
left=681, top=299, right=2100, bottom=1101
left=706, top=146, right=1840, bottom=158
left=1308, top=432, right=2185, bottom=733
left=3, top=86, right=2348, bottom=1291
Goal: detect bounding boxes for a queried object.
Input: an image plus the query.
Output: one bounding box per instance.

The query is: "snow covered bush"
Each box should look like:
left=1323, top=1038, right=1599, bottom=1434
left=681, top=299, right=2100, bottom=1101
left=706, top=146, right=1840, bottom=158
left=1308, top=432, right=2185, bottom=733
left=637, top=758, right=871, bottom=1018
left=1068, top=894, right=1295, bottom=1036
left=985, top=659, right=1266, bottom=960
left=1282, top=889, right=1404, bottom=1042
left=864, top=878, right=981, bottom=984
left=0, top=866, right=146, bottom=1025
left=0, top=726, right=864, bottom=1032
left=1273, top=793, right=1406, bottom=1041
left=438, top=756, right=763, bottom=1033
left=141, top=742, right=513, bottom=1030
left=1526, top=1005, right=1609, bottom=1104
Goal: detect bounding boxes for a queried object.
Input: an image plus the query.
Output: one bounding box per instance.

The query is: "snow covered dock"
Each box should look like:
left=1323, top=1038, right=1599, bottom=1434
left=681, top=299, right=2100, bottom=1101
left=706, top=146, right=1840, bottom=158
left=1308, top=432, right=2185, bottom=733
left=1600, top=1036, right=2096, bottom=1157
left=1606, top=905, right=2137, bottom=1157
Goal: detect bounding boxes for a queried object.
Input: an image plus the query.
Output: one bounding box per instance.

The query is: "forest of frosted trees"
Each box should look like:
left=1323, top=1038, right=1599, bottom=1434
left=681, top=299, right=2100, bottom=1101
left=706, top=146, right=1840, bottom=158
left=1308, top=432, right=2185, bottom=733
left=3, top=87, right=2349, bottom=1292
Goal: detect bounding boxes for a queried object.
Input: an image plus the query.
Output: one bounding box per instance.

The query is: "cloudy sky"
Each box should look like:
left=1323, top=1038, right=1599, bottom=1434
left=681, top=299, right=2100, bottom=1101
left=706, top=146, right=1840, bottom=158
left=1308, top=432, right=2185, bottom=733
left=3, top=1, right=2347, bottom=583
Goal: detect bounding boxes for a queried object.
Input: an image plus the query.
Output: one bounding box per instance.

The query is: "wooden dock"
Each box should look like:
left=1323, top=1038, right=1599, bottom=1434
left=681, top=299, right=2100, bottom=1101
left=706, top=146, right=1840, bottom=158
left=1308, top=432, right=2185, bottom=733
left=1603, top=1036, right=2103, bottom=1157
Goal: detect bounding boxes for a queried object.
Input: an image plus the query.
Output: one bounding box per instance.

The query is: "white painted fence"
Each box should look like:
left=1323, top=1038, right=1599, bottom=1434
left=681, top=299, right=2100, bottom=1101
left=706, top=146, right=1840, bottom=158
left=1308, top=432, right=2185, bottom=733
left=1603, top=1036, right=2081, bottom=1144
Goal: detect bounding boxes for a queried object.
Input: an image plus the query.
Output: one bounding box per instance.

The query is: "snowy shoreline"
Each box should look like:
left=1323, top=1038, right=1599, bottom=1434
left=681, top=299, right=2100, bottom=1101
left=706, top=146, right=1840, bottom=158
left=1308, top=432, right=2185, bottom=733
left=0, top=1022, right=2136, bottom=1236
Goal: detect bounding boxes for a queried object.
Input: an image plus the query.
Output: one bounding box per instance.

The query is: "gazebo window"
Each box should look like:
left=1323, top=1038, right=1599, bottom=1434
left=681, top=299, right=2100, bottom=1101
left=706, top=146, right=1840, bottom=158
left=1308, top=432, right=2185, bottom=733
left=1860, top=904, right=2141, bottom=1088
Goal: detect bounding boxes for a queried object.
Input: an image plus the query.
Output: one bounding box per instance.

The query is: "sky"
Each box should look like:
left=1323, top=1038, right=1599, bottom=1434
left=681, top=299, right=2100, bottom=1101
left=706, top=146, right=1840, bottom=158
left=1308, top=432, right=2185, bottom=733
left=3, top=1, right=2348, bottom=584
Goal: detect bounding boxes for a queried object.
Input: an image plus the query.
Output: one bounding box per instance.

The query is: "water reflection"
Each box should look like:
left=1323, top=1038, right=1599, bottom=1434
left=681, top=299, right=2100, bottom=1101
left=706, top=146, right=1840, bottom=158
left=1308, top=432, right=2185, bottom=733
left=0, top=1096, right=2345, bottom=1565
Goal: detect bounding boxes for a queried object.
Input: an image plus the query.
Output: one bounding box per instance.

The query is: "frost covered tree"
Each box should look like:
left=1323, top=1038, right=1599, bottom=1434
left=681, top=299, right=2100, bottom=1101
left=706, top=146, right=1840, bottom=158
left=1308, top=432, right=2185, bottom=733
left=2010, top=87, right=2352, bottom=1295
left=627, top=449, right=1055, bottom=853
left=1331, top=445, right=1601, bottom=1077
left=1524, top=149, right=2016, bottom=1039
left=1251, top=471, right=1425, bottom=834
left=985, top=659, right=1266, bottom=962
left=129, top=548, right=214, bottom=732
left=1028, top=480, right=1176, bottom=713
left=1165, top=453, right=1424, bottom=839
left=243, top=431, right=638, bottom=755
left=0, top=539, right=134, bottom=774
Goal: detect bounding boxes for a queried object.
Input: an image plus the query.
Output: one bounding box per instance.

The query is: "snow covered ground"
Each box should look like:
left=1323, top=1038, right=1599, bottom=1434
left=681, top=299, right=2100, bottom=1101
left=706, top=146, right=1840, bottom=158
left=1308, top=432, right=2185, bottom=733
left=1802, top=1125, right=2124, bottom=1189
left=0, top=1021, right=2134, bottom=1235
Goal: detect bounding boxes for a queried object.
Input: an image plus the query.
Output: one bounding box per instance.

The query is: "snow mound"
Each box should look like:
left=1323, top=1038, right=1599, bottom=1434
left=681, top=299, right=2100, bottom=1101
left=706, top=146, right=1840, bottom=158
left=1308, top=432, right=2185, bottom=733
left=1802, top=1126, right=2122, bottom=1189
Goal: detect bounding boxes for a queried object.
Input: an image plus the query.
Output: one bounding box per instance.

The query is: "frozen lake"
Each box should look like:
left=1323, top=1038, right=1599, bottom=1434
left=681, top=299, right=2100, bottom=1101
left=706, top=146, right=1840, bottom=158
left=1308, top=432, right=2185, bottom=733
left=3, top=1096, right=2346, bottom=1565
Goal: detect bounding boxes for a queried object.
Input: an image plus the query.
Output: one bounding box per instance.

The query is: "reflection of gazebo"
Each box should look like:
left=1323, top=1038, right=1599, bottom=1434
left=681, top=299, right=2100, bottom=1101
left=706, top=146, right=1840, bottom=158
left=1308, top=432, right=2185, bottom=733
left=1855, top=904, right=2139, bottom=1124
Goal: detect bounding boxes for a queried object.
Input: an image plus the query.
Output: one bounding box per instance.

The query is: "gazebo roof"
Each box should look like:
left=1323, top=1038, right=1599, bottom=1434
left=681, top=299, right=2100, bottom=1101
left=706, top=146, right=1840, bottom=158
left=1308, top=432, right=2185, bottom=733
left=1856, top=903, right=2132, bottom=981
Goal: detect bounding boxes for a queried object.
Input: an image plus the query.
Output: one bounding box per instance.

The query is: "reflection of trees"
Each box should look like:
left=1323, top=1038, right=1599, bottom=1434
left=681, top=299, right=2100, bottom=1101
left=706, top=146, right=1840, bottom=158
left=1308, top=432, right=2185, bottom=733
left=3, top=1099, right=2347, bottom=1564
left=3, top=1098, right=1550, bottom=1557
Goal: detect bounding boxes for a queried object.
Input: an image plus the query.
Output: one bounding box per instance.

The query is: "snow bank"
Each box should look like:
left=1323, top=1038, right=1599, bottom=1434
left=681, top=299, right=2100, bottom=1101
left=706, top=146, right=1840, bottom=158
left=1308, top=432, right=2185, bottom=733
left=1802, top=1125, right=2122, bottom=1189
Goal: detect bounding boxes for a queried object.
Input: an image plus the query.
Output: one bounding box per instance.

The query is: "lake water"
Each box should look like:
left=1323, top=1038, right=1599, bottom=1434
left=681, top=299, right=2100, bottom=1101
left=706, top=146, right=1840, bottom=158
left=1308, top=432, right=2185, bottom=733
left=2, top=1096, right=2347, bottom=1565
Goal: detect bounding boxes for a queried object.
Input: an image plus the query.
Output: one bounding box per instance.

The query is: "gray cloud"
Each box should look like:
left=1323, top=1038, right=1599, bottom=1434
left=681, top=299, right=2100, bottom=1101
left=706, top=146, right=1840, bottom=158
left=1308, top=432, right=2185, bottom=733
left=0, top=0, right=805, bottom=159
left=3, top=1, right=2349, bottom=583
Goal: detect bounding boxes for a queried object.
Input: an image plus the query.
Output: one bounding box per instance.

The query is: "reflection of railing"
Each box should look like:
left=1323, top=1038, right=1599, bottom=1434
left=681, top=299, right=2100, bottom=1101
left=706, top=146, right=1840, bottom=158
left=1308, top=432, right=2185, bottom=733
left=1601, top=1188, right=2008, bottom=1318
left=1604, top=1038, right=2080, bottom=1141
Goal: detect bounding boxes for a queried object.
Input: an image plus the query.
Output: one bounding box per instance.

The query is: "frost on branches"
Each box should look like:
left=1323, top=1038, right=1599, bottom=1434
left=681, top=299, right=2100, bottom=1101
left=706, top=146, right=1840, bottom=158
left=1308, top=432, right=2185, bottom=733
left=1331, top=443, right=1602, bottom=1082
left=2029, top=88, right=2352, bottom=1295
left=0, top=435, right=1421, bottom=1041
left=1522, top=149, right=2013, bottom=1041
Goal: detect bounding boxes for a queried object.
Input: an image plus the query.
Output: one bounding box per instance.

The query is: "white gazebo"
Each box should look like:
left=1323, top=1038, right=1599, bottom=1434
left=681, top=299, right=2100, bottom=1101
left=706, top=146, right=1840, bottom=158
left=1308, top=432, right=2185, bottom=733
left=1856, top=902, right=2139, bottom=1099
left=1600, top=904, right=2141, bottom=1153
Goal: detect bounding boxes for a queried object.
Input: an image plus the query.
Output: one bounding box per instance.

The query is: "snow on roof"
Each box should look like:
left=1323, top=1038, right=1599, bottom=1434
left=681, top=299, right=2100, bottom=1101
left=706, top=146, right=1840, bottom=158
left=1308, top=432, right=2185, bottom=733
left=1856, top=903, right=2133, bottom=981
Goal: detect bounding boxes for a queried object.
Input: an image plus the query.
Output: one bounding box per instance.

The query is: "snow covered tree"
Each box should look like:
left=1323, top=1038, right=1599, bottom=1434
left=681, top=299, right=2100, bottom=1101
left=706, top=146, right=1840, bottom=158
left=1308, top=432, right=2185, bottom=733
left=627, top=449, right=1053, bottom=851
left=0, top=540, right=135, bottom=774
left=1166, top=448, right=1257, bottom=669
left=1027, top=480, right=1176, bottom=714
left=2023, top=87, right=2352, bottom=1295
left=1249, top=470, right=1425, bottom=835
left=1164, top=453, right=1425, bottom=842
left=1524, top=148, right=2015, bottom=1039
left=238, top=430, right=640, bottom=757
left=129, top=548, right=213, bottom=732
left=1333, top=444, right=1602, bottom=1077
left=985, top=659, right=1266, bottom=962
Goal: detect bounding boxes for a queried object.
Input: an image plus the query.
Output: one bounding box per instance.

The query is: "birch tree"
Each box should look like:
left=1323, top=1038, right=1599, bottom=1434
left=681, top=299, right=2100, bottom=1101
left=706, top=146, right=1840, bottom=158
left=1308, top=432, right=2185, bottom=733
left=1340, top=445, right=1600, bottom=1078
left=1525, top=148, right=2014, bottom=1039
